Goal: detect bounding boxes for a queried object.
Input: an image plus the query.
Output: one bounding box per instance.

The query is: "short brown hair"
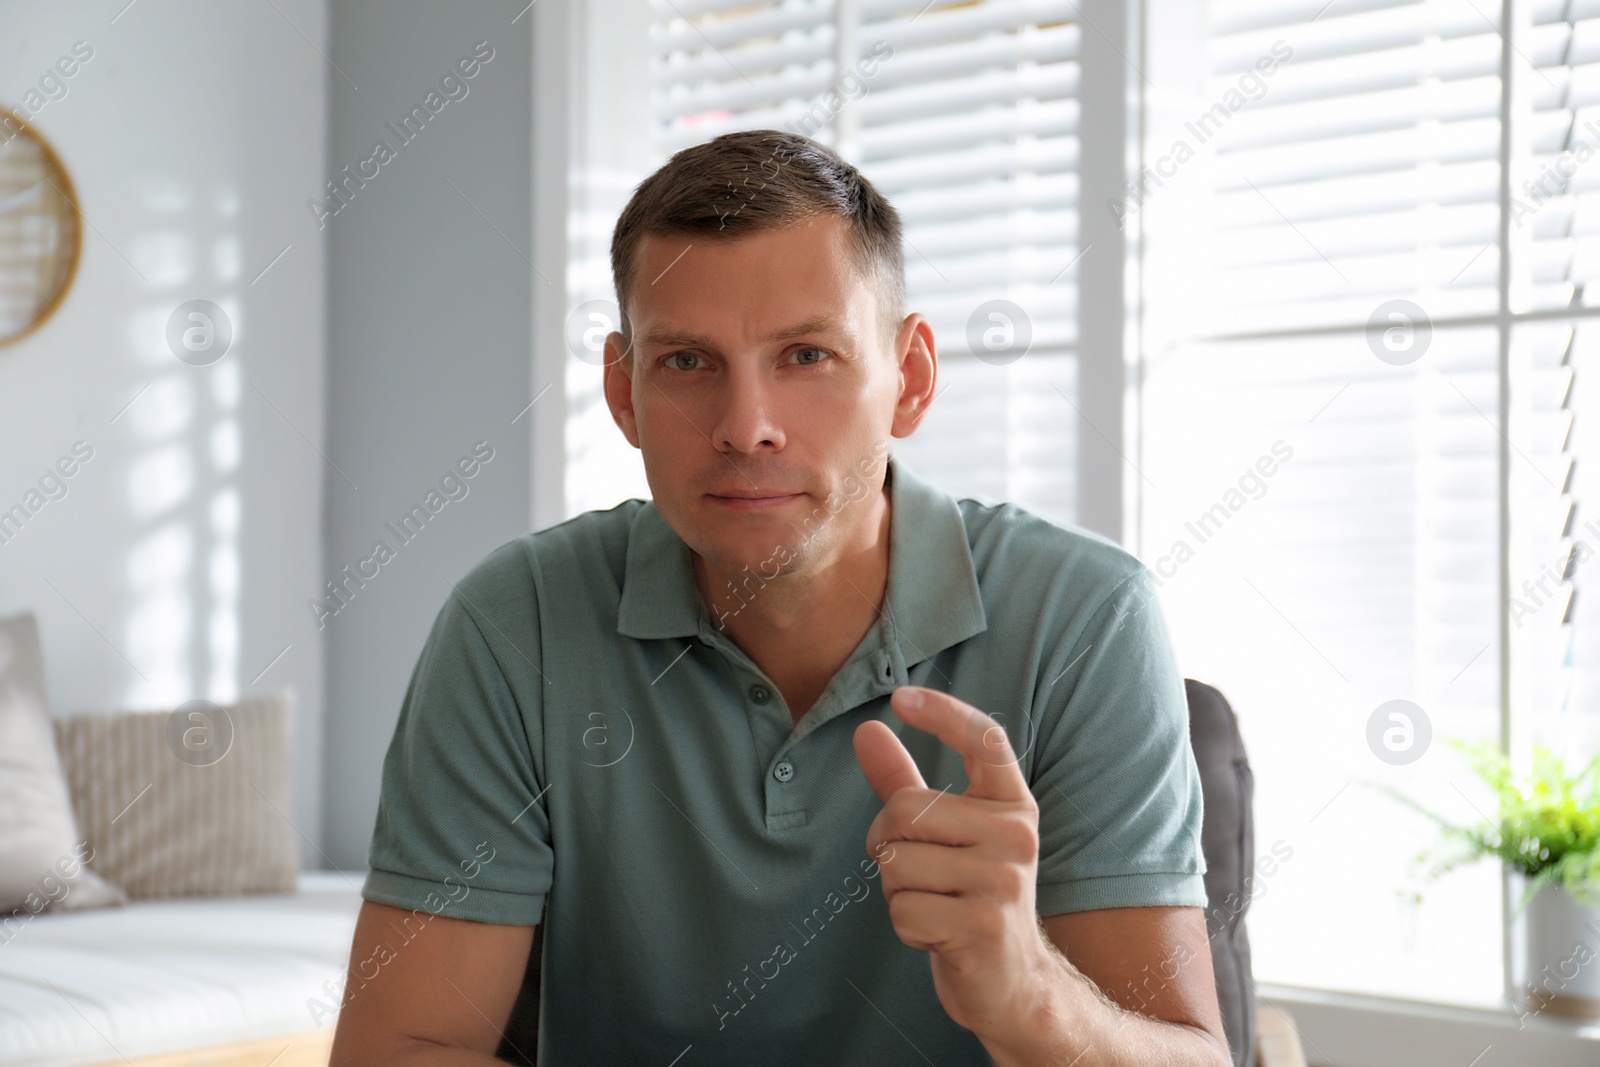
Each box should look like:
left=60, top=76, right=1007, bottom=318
left=609, top=129, right=905, bottom=363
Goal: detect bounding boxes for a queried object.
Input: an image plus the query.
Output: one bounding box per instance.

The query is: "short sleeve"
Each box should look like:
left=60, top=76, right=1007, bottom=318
left=1031, top=566, right=1208, bottom=915
left=361, top=583, right=553, bottom=926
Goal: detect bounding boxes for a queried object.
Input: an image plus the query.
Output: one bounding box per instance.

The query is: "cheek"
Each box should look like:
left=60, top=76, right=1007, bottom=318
left=636, top=405, right=706, bottom=490
left=636, top=388, right=707, bottom=444
left=823, top=379, right=896, bottom=437
left=811, top=403, right=867, bottom=444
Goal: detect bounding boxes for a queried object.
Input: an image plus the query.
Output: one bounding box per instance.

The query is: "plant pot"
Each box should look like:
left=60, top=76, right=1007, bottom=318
left=1510, top=874, right=1600, bottom=1021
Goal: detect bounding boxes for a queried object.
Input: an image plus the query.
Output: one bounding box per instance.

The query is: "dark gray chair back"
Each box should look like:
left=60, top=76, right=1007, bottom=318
left=1187, top=678, right=1258, bottom=1067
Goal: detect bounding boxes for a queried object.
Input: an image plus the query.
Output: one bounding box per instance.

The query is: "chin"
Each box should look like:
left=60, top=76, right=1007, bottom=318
left=700, top=527, right=812, bottom=584
left=699, top=532, right=777, bottom=574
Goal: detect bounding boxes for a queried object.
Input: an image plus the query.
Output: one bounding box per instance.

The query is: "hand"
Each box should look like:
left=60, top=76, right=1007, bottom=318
left=852, top=686, right=1054, bottom=1037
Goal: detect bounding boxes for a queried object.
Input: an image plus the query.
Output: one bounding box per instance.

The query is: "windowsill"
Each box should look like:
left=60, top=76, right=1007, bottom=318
left=1259, top=983, right=1600, bottom=1067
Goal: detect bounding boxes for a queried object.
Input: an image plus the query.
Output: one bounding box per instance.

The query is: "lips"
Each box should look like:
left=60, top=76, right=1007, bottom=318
left=705, top=488, right=805, bottom=510
left=708, top=489, right=799, bottom=500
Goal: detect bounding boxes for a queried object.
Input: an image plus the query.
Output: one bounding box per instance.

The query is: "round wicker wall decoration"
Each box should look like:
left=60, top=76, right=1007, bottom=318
left=0, top=118, right=81, bottom=347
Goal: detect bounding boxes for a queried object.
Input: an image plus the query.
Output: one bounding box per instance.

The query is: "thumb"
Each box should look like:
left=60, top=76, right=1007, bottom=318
left=853, top=719, right=927, bottom=802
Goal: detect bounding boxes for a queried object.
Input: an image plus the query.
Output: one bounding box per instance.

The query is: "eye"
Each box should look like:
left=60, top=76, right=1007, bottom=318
left=792, top=346, right=829, bottom=366
left=664, top=351, right=705, bottom=371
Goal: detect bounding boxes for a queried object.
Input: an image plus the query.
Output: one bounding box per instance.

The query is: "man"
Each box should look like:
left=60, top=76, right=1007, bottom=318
left=331, top=129, right=1229, bottom=1066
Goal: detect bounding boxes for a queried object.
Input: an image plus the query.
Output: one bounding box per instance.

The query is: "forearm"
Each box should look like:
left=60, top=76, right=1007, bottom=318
left=979, top=943, right=1231, bottom=1067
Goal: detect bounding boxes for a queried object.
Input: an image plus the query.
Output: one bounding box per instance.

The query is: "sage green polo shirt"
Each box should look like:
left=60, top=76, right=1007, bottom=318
left=361, top=452, right=1206, bottom=1066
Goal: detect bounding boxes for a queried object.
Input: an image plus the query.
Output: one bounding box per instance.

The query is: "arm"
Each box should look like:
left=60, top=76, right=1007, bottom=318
left=329, top=901, right=534, bottom=1067
left=855, top=686, right=1229, bottom=1067
left=997, top=906, right=1229, bottom=1067
left=339, top=573, right=554, bottom=1062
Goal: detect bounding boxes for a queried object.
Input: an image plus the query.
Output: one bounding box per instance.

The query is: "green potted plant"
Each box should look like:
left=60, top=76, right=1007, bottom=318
left=1379, top=738, right=1600, bottom=1020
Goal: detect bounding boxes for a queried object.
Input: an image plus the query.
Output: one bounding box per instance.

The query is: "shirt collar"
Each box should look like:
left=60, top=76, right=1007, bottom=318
left=616, top=452, right=987, bottom=669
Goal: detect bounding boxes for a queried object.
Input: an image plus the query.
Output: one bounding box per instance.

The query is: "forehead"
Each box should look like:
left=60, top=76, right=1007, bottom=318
left=628, top=215, right=876, bottom=344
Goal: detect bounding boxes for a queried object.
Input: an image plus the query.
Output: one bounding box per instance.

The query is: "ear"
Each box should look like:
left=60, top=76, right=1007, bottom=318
left=603, top=332, right=641, bottom=448
left=890, top=312, right=937, bottom=440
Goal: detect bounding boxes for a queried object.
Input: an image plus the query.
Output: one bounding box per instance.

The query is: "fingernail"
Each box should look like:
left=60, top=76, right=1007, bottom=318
left=899, top=688, right=925, bottom=710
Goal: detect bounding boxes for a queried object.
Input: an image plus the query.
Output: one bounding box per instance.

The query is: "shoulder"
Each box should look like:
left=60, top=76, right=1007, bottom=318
left=956, top=495, right=1152, bottom=615
left=440, top=499, right=647, bottom=645
left=459, top=499, right=646, bottom=597
left=526, top=497, right=646, bottom=565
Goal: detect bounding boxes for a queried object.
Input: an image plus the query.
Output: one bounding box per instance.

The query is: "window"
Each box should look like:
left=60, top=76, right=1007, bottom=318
left=1139, top=0, right=1600, bottom=1008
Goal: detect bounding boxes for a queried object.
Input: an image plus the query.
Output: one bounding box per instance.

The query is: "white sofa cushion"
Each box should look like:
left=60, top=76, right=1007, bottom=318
left=0, top=870, right=362, bottom=1067
left=0, top=611, right=125, bottom=918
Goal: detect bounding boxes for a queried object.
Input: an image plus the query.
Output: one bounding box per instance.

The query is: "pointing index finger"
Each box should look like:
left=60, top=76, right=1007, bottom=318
left=889, top=686, right=1032, bottom=804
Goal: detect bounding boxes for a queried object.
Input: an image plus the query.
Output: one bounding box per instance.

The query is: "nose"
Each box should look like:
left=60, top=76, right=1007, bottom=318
left=710, top=361, right=786, bottom=456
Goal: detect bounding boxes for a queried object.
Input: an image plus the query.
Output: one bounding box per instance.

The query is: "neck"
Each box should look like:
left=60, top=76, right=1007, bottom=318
left=692, top=483, right=892, bottom=718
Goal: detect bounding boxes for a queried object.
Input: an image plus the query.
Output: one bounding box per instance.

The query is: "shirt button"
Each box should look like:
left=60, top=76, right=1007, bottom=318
left=773, top=761, right=794, bottom=782
left=749, top=684, right=771, bottom=705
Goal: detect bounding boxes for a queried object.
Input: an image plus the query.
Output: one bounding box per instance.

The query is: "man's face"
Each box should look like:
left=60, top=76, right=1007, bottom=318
left=602, top=214, right=930, bottom=583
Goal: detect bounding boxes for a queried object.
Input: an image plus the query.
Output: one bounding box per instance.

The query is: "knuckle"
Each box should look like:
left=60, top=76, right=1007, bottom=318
left=988, top=861, right=1027, bottom=900
left=887, top=890, right=919, bottom=930
left=884, top=789, right=936, bottom=839
left=876, top=856, right=902, bottom=893
left=1007, top=816, right=1040, bottom=863
left=888, top=893, right=937, bottom=952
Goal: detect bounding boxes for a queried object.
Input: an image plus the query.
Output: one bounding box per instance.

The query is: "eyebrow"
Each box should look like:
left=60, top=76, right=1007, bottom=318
left=638, top=316, right=841, bottom=350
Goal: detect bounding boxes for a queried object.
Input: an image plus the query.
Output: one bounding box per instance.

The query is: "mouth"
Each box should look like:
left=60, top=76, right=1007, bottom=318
left=705, top=490, right=804, bottom=511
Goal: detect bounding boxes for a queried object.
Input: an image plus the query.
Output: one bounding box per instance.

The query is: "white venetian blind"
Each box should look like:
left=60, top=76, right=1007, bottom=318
left=1141, top=0, right=1507, bottom=1006
left=1521, top=3, right=1600, bottom=779
left=1524, top=0, right=1600, bottom=312
left=643, top=0, right=1082, bottom=525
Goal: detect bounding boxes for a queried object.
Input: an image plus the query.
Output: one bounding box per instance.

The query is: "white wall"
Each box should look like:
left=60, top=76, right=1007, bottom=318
left=0, top=1, right=329, bottom=860
left=321, top=0, right=533, bottom=869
